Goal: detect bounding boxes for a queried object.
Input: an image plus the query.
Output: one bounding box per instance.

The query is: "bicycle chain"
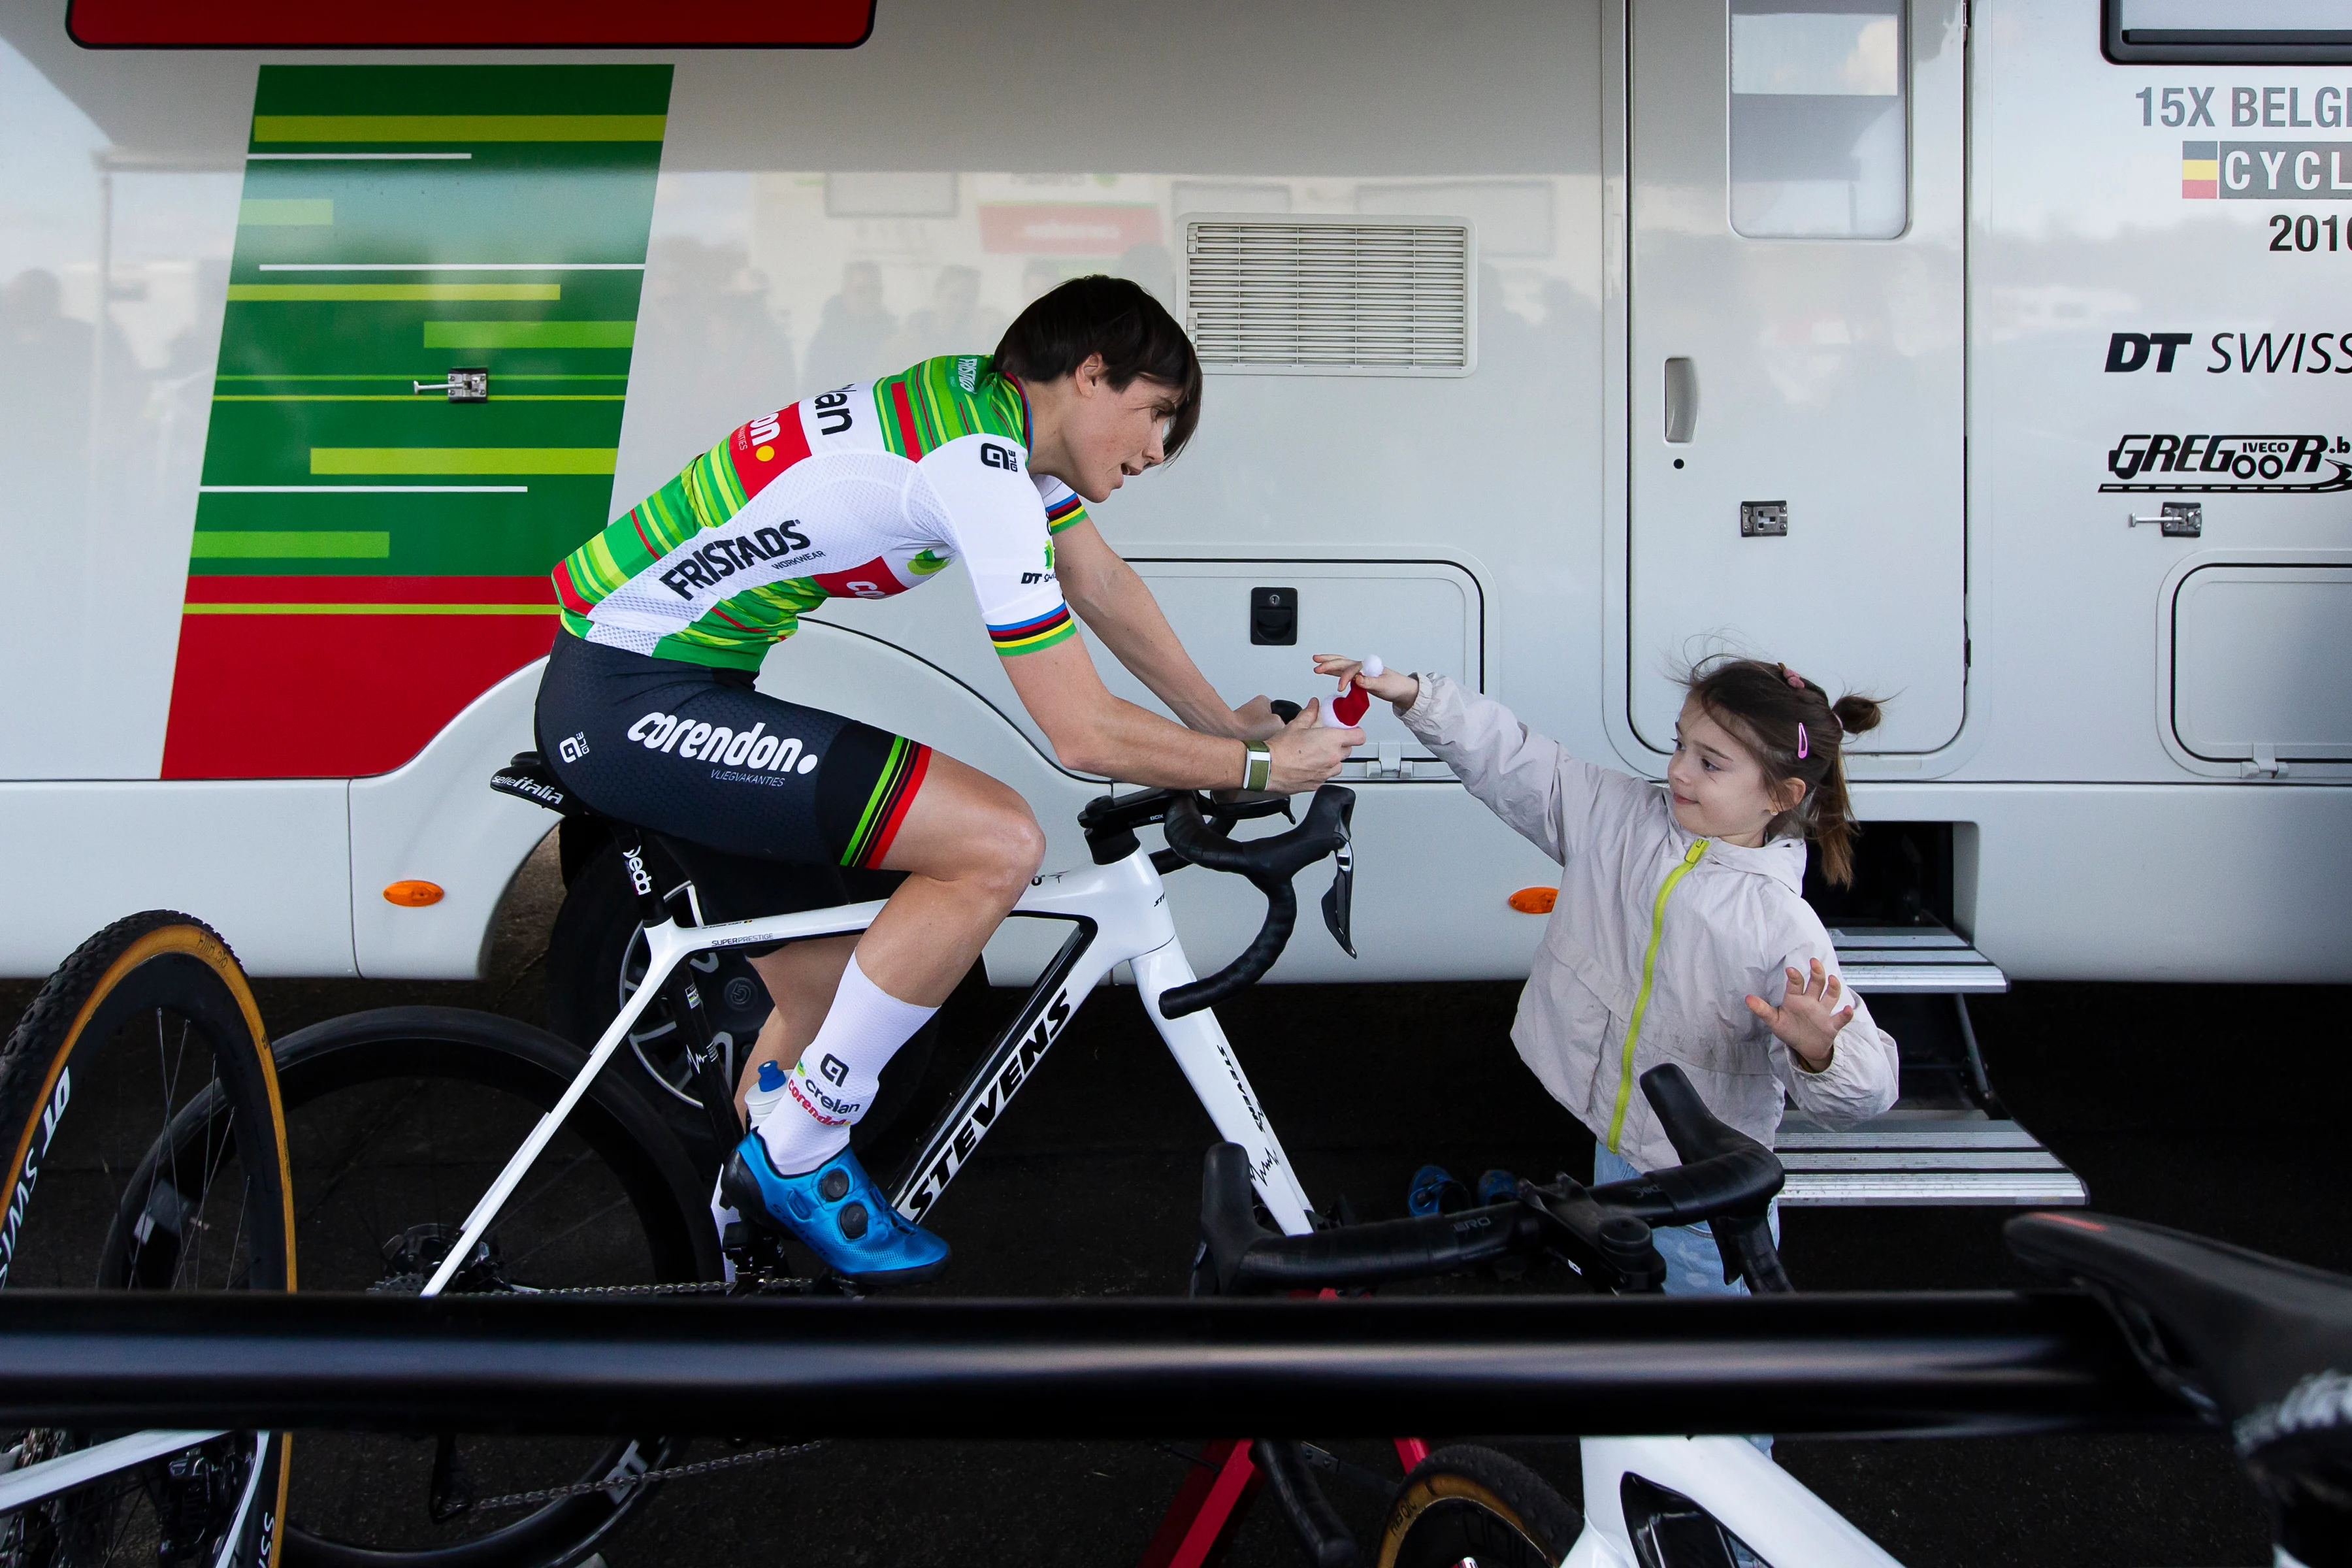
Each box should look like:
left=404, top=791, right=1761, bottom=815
left=471, top=1439, right=829, bottom=1513
left=370, top=1277, right=851, bottom=1299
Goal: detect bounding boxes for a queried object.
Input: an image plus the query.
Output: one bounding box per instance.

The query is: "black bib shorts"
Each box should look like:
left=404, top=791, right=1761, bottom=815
left=534, top=632, right=925, bottom=926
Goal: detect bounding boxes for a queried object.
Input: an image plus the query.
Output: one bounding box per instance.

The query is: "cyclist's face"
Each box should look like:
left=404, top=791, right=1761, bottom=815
left=1666, top=698, right=1795, bottom=845
left=1058, top=360, right=1179, bottom=502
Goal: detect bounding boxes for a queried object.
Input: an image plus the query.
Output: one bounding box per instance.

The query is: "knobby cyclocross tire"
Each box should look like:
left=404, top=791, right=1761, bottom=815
left=0, top=909, right=295, bottom=1568
left=1379, top=1445, right=1582, bottom=1568
left=270, top=1006, right=715, bottom=1568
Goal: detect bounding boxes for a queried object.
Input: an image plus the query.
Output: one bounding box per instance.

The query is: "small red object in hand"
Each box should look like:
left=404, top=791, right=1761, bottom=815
left=1320, top=655, right=1383, bottom=729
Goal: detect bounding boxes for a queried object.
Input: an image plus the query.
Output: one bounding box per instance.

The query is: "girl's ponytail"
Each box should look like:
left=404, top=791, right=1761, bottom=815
left=1683, top=659, right=1887, bottom=886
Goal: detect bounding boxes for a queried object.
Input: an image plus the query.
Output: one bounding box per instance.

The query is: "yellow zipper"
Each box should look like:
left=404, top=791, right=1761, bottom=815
left=1606, top=838, right=1707, bottom=1152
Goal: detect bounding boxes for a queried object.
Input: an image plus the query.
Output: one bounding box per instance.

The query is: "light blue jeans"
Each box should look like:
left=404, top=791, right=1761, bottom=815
left=1594, top=1143, right=1781, bottom=1462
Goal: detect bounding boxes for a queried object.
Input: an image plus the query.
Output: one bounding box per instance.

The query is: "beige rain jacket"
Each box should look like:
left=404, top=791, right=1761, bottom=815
left=1399, top=673, right=1900, bottom=1171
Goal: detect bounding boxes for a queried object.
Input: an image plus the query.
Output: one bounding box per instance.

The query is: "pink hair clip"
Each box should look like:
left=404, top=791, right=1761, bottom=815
left=1797, top=722, right=1810, bottom=759
left=1783, top=667, right=1806, bottom=689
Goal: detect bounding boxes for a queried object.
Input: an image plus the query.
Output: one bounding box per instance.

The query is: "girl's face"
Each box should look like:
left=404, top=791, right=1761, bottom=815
left=1666, top=696, right=1803, bottom=845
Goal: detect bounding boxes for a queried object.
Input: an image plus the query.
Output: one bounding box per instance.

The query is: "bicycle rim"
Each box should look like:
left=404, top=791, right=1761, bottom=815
left=0, top=911, right=295, bottom=1568
left=272, top=1007, right=708, bottom=1568
left=1379, top=1446, right=1580, bottom=1568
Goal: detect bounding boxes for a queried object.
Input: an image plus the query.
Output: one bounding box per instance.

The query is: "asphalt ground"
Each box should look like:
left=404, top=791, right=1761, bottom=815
left=7, top=837, right=2345, bottom=1567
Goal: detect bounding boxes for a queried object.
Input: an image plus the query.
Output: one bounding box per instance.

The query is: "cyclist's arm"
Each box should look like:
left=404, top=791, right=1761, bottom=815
left=922, top=438, right=1354, bottom=790
left=1004, top=634, right=1271, bottom=785
left=1053, top=519, right=1272, bottom=740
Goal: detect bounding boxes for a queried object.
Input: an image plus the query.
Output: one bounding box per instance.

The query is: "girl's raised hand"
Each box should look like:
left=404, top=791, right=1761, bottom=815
left=1311, top=653, right=1418, bottom=707
left=1744, top=958, right=1853, bottom=1072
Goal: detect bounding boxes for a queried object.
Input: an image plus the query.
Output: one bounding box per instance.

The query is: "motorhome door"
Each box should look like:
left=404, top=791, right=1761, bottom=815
left=1627, top=0, right=1965, bottom=755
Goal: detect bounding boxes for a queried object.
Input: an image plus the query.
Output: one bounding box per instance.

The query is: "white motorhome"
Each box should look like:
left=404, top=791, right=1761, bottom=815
left=3, top=0, right=2346, bottom=1035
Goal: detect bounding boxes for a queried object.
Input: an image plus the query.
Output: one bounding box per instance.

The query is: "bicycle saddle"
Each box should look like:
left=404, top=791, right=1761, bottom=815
left=489, top=751, right=587, bottom=818
left=2008, top=1211, right=2352, bottom=1563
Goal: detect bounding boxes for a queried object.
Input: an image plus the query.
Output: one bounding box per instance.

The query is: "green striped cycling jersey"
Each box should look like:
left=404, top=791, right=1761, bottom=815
left=553, top=355, right=1091, bottom=670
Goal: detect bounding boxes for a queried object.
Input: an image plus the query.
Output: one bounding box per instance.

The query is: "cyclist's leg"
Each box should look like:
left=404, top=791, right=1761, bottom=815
left=749, top=752, right=1042, bottom=1171
left=851, top=750, right=1045, bottom=1002
left=737, top=935, right=853, bottom=1118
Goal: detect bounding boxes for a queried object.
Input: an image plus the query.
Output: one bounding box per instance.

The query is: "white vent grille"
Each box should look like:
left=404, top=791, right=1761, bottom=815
left=1184, top=218, right=1474, bottom=376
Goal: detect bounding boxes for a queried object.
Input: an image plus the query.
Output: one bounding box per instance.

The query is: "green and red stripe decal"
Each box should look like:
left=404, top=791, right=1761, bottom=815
left=842, top=736, right=930, bottom=869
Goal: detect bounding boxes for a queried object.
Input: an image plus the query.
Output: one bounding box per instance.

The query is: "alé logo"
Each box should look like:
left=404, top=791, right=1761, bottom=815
left=0, top=1068, right=71, bottom=1284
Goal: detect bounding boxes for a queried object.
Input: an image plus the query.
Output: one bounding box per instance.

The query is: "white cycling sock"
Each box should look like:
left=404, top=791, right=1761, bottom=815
left=753, top=952, right=937, bottom=1175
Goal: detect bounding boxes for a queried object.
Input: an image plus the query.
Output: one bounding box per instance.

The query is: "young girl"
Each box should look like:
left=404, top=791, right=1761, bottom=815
left=1313, top=653, right=1901, bottom=1298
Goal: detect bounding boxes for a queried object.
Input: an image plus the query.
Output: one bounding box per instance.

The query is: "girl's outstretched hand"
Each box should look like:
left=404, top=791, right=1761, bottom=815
left=1746, top=958, right=1853, bottom=1072
left=1312, top=653, right=1419, bottom=708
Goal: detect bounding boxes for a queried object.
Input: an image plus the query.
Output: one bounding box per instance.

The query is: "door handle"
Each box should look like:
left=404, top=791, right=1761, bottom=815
left=1663, top=357, right=1698, bottom=443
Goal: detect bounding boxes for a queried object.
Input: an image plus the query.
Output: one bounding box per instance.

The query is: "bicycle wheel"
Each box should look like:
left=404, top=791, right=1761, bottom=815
left=272, top=1007, right=716, bottom=1568
left=0, top=910, right=295, bottom=1568
left=1379, top=1445, right=1581, bottom=1568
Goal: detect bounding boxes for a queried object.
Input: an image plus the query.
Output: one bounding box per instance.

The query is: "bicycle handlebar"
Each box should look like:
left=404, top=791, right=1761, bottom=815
left=1197, top=1064, right=1788, bottom=1298
left=1156, top=785, right=1355, bottom=1019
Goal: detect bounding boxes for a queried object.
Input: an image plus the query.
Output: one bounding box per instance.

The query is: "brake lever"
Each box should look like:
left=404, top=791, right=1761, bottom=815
left=1320, top=792, right=1356, bottom=958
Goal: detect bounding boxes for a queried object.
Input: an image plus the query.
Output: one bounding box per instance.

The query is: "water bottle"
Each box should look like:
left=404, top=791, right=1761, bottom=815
left=743, top=1058, right=791, bottom=1126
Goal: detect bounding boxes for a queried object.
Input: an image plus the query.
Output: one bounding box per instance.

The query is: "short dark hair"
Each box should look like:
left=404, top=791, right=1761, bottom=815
left=993, top=276, right=1203, bottom=459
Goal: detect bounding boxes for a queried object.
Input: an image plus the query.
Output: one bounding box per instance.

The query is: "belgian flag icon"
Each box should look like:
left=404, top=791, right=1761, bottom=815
left=2182, top=140, right=2218, bottom=199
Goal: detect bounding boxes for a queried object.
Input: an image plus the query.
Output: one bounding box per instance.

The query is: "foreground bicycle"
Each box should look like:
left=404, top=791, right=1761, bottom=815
left=1180, top=1064, right=2352, bottom=1568
left=267, top=751, right=1358, bottom=1567
left=1163, top=1062, right=1786, bottom=1568
left=0, top=911, right=295, bottom=1568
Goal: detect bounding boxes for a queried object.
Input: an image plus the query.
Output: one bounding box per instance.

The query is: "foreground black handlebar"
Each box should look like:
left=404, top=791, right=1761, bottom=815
left=1198, top=1066, right=1788, bottom=1298
left=1156, top=785, right=1355, bottom=1018
left=1612, top=1065, right=1791, bottom=1293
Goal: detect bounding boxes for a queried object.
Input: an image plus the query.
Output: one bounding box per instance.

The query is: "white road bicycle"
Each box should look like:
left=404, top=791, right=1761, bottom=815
left=464, top=751, right=1362, bottom=1279
left=147, top=750, right=1360, bottom=1568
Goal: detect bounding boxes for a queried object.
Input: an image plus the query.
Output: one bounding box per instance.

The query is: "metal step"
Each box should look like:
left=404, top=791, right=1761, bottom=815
left=1774, top=1110, right=2089, bottom=1207
left=1831, top=923, right=2008, bottom=994
left=1780, top=933, right=2085, bottom=1206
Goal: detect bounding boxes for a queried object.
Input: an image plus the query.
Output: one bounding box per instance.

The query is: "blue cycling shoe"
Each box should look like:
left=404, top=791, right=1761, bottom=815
left=1476, top=1168, right=1521, bottom=1207
left=1407, top=1164, right=1470, bottom=1217
left=721, top=1134, right=950, bottom=1284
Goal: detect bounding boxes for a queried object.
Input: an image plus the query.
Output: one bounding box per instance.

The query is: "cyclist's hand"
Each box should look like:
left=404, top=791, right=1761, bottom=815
left=1267, top=698, right=1361, bottom=792
left=1229, top=694, right=1290, bottom=741
left=1312, top=653, right=1419, bottom=710
left=1745, top=959, right=1853, bottom=1072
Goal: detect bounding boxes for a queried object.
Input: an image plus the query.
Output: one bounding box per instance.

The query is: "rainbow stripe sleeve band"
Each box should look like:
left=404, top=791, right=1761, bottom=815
left=988, top=604, right=1076, bottom=656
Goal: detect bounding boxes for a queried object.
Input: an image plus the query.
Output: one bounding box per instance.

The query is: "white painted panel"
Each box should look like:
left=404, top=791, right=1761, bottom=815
left=2171, top=565, right=2352, bottom=761
left=1627, top=0, right=1967, bottom=755
left=0, top=779, right=351, bottom=976
left=1103, top=561, right=1481, bottom=760
left=349, top=661, right=553, bottom=981
left=0, top=39, right=244, bottom=780
left=1857, top=782, right=2352, bottom=982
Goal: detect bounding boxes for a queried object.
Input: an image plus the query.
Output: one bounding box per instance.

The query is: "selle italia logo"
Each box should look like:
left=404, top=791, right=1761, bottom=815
left=2182, top=139, right=2352, bottom=199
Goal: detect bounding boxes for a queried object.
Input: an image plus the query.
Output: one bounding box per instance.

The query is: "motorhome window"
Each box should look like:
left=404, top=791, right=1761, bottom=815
left=1727, top=1, right=1908, bottom=240
left=2104, top=0, right=2352, bottom=65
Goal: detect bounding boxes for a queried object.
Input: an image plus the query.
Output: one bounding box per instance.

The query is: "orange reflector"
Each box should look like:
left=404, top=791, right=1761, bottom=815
left=1507, top=887, right=1557, bottom=915
left=384, top=881, right=445, bottom=907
